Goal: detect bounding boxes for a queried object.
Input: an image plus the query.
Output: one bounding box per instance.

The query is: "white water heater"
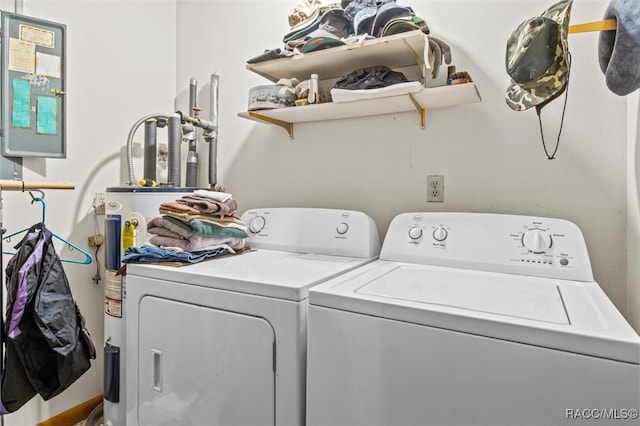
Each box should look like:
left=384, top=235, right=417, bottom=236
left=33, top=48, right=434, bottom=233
left=103, top=187, right=195, bottom=426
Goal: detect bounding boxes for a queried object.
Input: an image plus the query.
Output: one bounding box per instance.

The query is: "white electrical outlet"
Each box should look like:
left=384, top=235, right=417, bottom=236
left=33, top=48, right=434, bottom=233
left=427, top=175, right=444, bottom=202
left=93, top=193, right=106, bottom=215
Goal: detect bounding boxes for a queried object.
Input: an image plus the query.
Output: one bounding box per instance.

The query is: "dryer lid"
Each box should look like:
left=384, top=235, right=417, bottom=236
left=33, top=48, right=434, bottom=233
left=126, top=249, right=376, bottom=301
left=356, top=266, right=570, bottom=324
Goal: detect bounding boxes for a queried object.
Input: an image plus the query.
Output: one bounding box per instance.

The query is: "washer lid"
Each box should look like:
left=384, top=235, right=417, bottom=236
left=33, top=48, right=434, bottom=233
left=309, top=262, right=640, bottom=364
left=356, top=267, right=570, bottom=324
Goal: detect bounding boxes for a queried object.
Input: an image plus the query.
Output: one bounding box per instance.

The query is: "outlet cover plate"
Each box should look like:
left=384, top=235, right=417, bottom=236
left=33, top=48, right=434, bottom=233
left=427, top=175, right=444, bottom=202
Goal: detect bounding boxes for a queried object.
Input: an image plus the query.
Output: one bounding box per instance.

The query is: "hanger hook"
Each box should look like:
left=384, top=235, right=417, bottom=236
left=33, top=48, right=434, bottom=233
left=28, top=190, right=45, bottom=203
left=26, top=190, right=46, bottom=223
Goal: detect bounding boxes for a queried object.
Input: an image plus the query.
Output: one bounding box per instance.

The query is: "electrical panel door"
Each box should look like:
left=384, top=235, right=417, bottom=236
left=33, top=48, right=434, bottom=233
left=1, top=11, right=66, bottom=158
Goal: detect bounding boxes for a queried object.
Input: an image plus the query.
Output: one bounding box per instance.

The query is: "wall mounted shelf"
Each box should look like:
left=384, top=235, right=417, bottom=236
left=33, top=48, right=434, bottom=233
left=238, top=30, right=481, bottom=138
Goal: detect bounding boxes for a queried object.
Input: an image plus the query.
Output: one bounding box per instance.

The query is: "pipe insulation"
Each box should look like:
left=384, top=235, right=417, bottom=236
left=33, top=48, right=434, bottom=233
left=143, top=119, right=157, bottom=181
left=209, top=73, right=220, bottom=187
left=186, top=151, right=198, bottom=188
left=189, top=78, right=198, bottom=115
left=186, top=78, right=198, bottom=187
left=167, top=113, right=182, bottom=187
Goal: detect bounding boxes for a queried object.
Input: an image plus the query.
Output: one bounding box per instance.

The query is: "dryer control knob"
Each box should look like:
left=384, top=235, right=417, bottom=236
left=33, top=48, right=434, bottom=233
left=336, top=222, right=349, bottom=235
left=433, top=227, right=448, bottom=242
left=248, top=216, right=266, bottom=234
left=408, top=226, right=423, bottom=240
left=522, top=229, right=552, bottom=253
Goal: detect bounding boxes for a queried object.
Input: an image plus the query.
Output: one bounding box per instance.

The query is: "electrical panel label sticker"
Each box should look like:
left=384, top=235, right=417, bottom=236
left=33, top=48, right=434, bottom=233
left=11, top=78, right=31, bottom=128
left=36, top=96, right=57, bottom=135
left=35, top=52, right=61, bottom=78
left=19, top=24, right=54, bottom=48
left=8, top=37, right=35, bottom=73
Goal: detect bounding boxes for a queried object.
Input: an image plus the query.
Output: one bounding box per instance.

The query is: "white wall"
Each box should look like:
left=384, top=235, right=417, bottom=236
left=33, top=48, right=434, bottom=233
left=176, top=0, right=634, bottom=323
left=2, top=1, right=177, bottom=424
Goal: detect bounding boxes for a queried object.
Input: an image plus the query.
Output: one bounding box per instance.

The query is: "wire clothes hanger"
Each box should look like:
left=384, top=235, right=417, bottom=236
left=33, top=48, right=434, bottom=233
left=1, top=191, right=92, bottom=265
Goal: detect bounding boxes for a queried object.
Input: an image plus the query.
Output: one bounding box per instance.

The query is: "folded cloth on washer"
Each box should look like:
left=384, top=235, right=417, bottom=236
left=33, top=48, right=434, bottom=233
left=122, top=244, right=230, bottom=264
left=163, top=216, right=248, bottom=239
left=187, top=236, right=245, bottom=252
left=159, top=209, right=246, bottom=226
left=159, top=201, right=201, bottom=216
left=147, top=217, right=194, bottom=240
left=148, top=235, right=245, bottom=252
left=176, top=195, right=238, bottom=217
left=148, top=235, right=188, bottom=250
left=192, top=189, right=233, bottom=203
left=189, top=217, right=248, bottom=232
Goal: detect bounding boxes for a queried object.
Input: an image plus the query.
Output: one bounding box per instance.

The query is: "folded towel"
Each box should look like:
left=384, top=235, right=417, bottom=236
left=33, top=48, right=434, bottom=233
left=159, top=209, right=247, bottom=226
left=190, top=217, right=248, bottom=232
left=187, top=236, right=245, bottom=252
left=159, top=201, right=201, bottom=216
left=149, top=234, right=244, bottom=252
left=163, top=216, right=248, bottom=239
left=177, top=195, right=238, bottom=216
left=193, top=189, right=232, bottom=202
left=147, top=217, right=194, bottom=240
left=148, top=235, right=189, bottom=250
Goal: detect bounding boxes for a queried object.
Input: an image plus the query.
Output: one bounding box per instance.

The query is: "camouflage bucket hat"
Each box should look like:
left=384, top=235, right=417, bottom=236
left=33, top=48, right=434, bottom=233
left=505, top=0, right=573, bottom=111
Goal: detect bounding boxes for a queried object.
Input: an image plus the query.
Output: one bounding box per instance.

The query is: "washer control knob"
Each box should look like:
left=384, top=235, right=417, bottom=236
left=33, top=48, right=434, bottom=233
left=408, top=226, right=423, bottom=240
left=336, top=222, right=349, bottom=235
left=433, top=227, right=448, bottom=242
left=248, top=216, right=266, bottom=234
left=522, top=229, right=552, bottom=253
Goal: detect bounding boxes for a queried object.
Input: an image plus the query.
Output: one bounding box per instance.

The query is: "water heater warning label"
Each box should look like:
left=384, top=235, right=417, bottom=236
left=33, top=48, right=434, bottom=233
left=105, top=269, right=122, bottom=318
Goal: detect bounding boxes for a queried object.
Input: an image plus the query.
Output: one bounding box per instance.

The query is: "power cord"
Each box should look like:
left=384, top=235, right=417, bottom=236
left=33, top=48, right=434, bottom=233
left=88, top=194, right=105, bottom=284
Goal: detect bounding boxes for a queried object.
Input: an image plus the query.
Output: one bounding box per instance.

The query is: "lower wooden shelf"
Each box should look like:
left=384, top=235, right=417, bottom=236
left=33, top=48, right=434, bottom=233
left=237, top=82, right=481, bottom=138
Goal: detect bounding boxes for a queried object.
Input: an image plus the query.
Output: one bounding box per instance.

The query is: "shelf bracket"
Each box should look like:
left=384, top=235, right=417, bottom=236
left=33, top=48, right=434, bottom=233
left=248, top=112, right=294, bottom=139
left=403, top=37, right=424, bottom=70
left=408, top=93, right=426, bottom=128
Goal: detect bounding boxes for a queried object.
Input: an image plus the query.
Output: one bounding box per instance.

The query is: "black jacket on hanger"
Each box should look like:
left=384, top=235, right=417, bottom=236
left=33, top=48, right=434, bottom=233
left=1, top=223, right=96, bottom=414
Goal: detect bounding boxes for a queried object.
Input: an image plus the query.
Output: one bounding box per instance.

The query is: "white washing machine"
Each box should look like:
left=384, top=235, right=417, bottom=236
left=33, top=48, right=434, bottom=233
left=307, top=212, right=640, bottom=426
left=124, top=207, right=380, bottom=426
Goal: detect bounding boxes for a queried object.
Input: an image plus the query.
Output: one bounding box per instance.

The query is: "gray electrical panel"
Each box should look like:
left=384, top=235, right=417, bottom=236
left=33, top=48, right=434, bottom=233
left=0, top=11, right=66, bottom=158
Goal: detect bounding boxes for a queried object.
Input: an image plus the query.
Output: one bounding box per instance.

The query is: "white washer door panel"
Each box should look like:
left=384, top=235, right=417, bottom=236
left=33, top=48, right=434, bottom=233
left=138, top=296, right=275, bottom=426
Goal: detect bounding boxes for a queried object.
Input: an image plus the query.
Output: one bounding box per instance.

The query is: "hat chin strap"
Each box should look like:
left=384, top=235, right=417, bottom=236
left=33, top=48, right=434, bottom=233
left=535, top=68, right=571, bottom=160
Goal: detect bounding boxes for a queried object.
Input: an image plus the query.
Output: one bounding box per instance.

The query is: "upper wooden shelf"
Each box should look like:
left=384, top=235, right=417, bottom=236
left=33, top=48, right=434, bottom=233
left=246, top=30, right=427, bottom=83
left=240, top=30, right=481, bottom=137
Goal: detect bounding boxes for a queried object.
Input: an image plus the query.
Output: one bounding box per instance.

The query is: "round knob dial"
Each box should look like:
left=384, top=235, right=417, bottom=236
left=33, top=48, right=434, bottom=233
left=522, top=229, right=552, bottom=253
left=248, top=216, right=266, bottom=234
left=336, top=222, right=349, bottom=235
left=408, top=226, right=423, bottom=240
left=432, top=227, right=448, bottom=242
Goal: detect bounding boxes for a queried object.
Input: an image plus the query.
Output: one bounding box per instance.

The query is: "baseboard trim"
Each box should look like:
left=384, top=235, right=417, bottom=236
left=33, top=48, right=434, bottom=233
left=35, top=395, right=102, bottom=426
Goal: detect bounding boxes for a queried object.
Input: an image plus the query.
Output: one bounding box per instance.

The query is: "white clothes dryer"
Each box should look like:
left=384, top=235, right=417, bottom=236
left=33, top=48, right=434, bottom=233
left=124, top=208, right=380, bottom=426
left=307, top=212, right=640, bottom=426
